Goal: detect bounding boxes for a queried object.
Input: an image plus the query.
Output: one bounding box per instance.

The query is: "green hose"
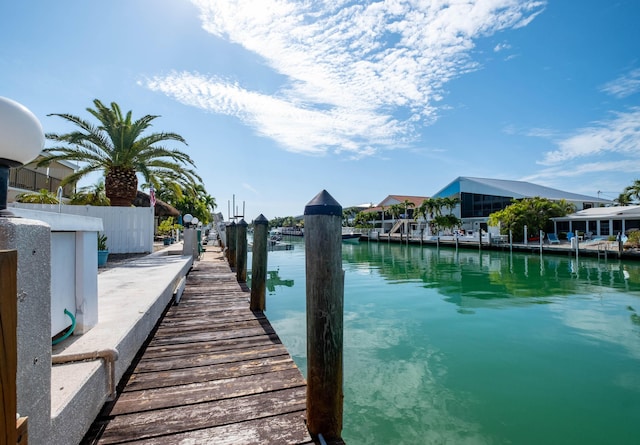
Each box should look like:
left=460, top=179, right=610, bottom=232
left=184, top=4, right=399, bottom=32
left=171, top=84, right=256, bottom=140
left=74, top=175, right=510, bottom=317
left=52, top=308, right=76, bottom=345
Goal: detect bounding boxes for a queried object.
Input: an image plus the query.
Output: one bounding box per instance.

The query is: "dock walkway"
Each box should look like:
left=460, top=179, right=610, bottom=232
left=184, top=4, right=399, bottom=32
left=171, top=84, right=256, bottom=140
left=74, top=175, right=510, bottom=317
left=82, top=246, right=314, bottom=444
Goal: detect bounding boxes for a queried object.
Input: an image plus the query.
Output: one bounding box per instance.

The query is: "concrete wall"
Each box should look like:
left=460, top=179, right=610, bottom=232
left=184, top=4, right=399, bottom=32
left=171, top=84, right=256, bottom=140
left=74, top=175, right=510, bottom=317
left=0, top=216, right=52, bottom=445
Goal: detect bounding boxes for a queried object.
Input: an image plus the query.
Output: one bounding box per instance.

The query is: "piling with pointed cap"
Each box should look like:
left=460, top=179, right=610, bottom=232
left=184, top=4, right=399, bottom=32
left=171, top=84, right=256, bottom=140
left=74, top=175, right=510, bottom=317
left=250, top=214, right=269, bottom=311
left=304, top=190, right=344, bottom=441
left=236, top=219, right=248, bottom=282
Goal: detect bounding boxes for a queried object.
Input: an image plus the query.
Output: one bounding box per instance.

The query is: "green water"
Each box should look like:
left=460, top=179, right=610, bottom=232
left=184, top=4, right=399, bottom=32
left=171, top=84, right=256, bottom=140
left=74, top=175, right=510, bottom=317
left=251, top=238, right=640, bottom=445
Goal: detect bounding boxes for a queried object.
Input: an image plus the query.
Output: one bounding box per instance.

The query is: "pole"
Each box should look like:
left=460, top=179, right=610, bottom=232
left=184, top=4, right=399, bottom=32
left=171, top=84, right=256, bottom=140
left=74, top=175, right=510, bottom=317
left=1, top=250, right=18, bottom=445
left=304, top=190, right=344, bottom=441
left=228, top=221, right=237, bottom=268
left=250, top=214, right=268, bottom=311
left=236, top=219, right=248, bottom=282
left=539, top=229, right=543, bottom=255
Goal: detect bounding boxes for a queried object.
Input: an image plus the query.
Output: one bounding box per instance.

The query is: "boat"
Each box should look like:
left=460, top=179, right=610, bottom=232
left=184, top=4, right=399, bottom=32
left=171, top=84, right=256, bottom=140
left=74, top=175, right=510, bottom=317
left=342, top=233, right=361, bottom=244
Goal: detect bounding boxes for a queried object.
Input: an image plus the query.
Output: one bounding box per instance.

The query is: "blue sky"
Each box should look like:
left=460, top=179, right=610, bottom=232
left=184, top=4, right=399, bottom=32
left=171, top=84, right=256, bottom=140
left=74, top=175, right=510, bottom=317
left=2, top=0, right=640, bottom=220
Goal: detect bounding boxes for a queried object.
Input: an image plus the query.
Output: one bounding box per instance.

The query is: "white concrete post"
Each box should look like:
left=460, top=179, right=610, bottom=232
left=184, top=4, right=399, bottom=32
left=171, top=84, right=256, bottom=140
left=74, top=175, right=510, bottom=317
left=0, top=216, right=52, bottom=445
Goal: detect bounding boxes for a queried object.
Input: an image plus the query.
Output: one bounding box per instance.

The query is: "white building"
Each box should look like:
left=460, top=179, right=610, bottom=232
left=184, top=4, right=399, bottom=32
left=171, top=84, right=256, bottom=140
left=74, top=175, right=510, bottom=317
left=551, top=205, right=640, bottom=238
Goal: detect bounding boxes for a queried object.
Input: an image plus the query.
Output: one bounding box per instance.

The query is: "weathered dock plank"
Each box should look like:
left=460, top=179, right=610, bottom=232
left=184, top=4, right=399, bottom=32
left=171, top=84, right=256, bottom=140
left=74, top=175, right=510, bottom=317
left=81, top=247, right=315, bottom=445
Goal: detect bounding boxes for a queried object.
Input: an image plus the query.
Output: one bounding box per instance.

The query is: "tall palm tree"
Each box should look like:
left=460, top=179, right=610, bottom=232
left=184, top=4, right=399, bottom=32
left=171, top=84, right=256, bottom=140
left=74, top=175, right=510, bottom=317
left=38, top=99, right=201, bottom=206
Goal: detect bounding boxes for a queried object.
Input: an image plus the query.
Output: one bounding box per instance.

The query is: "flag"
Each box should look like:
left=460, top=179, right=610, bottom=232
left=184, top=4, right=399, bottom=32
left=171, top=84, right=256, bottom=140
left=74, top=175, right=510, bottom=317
left=149, top=185, right=156, bottom=207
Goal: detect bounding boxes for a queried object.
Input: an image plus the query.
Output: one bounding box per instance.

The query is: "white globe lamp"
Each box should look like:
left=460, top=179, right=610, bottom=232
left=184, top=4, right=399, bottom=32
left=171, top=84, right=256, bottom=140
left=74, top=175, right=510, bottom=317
left=0, top=97, right=45, bottom=215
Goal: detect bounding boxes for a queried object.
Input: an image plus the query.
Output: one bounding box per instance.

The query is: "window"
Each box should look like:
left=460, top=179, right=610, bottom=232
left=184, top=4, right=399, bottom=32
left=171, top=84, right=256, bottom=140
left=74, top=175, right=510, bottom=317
left=461, top=193, right=512, bottom=218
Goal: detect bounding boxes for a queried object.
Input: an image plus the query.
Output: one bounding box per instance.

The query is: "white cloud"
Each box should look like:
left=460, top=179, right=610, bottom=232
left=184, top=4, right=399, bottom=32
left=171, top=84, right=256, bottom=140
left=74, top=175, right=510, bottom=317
left=539, top=108, right=640, bottom=165
left=494, top=42, right=511, bottom=52
left=601, top=68, right=640, bottom=99
left=147, top=0, right=546, bottom=157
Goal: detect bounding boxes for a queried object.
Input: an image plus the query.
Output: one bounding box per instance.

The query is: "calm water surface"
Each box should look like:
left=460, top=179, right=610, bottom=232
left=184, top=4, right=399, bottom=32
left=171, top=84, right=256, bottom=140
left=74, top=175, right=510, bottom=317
left=249, top=237, right=640, bottom=445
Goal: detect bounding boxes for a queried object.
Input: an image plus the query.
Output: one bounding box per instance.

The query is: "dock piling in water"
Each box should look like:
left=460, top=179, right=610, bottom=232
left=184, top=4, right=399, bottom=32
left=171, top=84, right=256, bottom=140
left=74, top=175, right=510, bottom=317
left=227, top=221, right=237, bottom=268
left=304, top=190, right=344, bottom=441
left=236, top=219, right=248, bottom=282
left=250, top=214, right=268, bottom=311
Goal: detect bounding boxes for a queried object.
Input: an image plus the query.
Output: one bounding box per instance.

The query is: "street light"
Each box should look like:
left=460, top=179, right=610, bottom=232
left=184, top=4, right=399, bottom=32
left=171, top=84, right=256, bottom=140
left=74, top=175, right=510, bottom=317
left=0, top=97, right=45, bottom=216
left=183, top=213, right=193, bottom=228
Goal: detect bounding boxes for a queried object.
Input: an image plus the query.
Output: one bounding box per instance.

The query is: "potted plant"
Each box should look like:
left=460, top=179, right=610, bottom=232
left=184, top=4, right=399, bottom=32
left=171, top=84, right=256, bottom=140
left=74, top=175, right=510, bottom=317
left=158, top=217, right=179, bottom=245
left=97, top=232, right=109, bottom=266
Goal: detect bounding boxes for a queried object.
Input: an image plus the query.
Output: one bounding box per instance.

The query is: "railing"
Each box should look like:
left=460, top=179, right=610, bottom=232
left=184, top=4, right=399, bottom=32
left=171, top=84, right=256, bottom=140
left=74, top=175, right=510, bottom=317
left=9, top=168, right=74, bottom=197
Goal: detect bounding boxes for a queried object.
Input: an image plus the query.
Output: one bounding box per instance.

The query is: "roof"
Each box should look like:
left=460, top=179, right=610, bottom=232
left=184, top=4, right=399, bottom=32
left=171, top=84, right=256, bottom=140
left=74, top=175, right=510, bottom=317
left=360, top=195, right=428, bottom=213
left=552, top=205, right=640, bottom=221
left=432, top=176, right=611, bottom=204
left=133, top=191, right=180, bottom=217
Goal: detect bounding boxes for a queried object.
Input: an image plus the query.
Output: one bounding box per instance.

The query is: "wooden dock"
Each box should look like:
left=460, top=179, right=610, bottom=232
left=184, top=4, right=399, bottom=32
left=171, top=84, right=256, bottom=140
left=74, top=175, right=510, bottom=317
left=81, top=246, right=316, bottom=445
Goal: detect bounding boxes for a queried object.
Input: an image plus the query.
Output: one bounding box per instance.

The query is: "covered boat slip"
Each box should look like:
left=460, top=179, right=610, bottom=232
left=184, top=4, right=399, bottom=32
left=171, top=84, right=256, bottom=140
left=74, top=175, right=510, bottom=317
left=81, top=247, right=332, bottom=445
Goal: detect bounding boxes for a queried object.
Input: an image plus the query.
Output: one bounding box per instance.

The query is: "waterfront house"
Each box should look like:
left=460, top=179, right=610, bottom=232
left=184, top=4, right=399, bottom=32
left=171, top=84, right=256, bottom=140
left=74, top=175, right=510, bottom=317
left=8, top=155, right=77, bottom=201
left=551, top=205, right=640, bottom=238
left=364, top=195, right=429, bottom=234
left=430, top=176, right=611, bottom=232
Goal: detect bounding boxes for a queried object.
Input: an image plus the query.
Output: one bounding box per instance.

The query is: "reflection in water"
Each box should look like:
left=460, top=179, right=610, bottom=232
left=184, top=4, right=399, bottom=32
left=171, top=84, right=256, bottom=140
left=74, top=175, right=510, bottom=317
left=260, top=239, right=640, bottom=445
left=264, top=268, right=294, bottom=293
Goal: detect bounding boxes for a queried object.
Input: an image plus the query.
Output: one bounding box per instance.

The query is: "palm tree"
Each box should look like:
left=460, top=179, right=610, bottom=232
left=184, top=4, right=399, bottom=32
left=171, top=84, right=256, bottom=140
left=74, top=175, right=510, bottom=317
left=615, top=192, right=632, bottom=206
left=441, top=196, right=460, bottom=215
left=38, top=99, right=201, bottom=206
left=401, top=199, right=415, bottom=219
left=623, top=180, right=640, bottom=204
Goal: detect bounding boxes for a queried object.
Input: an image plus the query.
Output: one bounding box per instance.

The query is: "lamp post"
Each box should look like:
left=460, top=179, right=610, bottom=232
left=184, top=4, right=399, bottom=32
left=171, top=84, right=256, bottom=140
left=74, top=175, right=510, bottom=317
left=0, top=97, right=45, bottom=216
left=183, top=213, right=193, bottom=228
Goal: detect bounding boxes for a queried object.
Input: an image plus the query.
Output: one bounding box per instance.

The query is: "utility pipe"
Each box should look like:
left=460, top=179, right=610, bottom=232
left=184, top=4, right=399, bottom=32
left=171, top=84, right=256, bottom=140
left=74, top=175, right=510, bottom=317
left=52, top=348, right=119, bottom=401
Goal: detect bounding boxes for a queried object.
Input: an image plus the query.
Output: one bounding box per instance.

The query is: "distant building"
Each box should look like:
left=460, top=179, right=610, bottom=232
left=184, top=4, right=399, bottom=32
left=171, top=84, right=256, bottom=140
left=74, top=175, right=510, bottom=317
left=431, top=176, right=611, bottom=232
left=551, top=205, right=640, bottom=238
left=364, top=194, right=430, bottom=233
left=8, top=156, right=77, bottom=202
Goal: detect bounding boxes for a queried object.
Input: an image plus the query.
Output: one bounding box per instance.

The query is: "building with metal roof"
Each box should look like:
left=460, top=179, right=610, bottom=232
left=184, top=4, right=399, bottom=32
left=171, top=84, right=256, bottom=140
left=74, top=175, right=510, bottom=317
left=431, top=176, right=611, bottom=232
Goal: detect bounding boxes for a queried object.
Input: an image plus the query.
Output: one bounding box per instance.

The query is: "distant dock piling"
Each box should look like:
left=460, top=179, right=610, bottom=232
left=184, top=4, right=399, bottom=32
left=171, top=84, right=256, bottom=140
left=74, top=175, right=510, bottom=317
left=236, top=219, right=248, bottom=282
left=227, top=221, right=237, bottom=268
left=250, top=214, right=268, bottom=311
left=304, top=190, right=344, bottom=442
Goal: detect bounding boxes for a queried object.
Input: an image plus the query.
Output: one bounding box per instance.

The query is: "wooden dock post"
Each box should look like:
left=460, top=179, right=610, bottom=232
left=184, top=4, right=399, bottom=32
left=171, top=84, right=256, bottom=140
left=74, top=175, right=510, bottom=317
left=250, top=214, right=268, bottom=311
left=1, top=250, right=20, bottom=445
left=228, top=221, right=237, bottom=268
left=304, top=190, right=344, bottom=441
left=236, top=219, right=248, bottom=282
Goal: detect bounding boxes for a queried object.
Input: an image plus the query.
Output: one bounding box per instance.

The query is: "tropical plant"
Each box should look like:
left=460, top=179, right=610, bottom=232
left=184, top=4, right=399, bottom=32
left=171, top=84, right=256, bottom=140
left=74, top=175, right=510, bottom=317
left=15, top=189, right=59, bottom=204
left=97, top=233, right=108, bottom=251
left=401, top=199, right=415, bottom=219
left=388, top=204, right=403, bottom=220
left=487, top=197, right=575, bottom=240
left=38, top=99, right=201, bottom=207
left=615, top=192, right=632, bottom=206
left=70, top=180, right=110, bottom=206
left=432, top=214, right=461, bottom=232
left=157, top=217, right=181, bottom=237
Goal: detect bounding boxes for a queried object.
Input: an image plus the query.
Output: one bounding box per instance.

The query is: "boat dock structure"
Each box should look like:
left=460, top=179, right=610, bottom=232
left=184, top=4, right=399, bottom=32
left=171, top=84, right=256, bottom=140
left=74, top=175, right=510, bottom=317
left=80, top=245, right=343, bottom=445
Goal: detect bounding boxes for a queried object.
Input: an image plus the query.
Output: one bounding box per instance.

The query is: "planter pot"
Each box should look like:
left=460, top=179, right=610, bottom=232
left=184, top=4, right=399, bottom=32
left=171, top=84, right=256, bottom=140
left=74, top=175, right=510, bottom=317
left=163, top=237, right=172, bottom=246
left=98, top=250, right=109, bottom=267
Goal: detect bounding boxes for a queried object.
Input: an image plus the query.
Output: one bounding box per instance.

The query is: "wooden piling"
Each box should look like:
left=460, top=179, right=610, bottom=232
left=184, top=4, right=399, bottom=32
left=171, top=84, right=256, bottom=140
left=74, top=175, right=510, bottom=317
left=1, top=250, right=18, bottom=445
left=228, top=221, right=237, bottom=268
left=304, top=190, right=344, bottom=441
left=236, top=219, right=248, bottom=282
left=250, top=214, right=268, bottom=311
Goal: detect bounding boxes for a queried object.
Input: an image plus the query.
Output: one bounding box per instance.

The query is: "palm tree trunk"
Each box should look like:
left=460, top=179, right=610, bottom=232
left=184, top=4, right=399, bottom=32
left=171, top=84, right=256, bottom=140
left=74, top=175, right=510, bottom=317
left=105, top=167, right=138, bottom=206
